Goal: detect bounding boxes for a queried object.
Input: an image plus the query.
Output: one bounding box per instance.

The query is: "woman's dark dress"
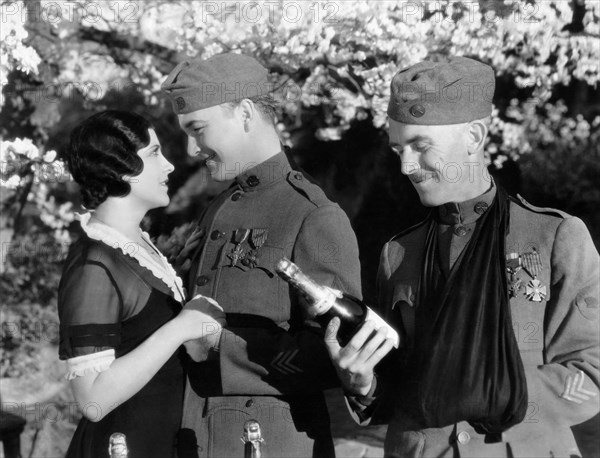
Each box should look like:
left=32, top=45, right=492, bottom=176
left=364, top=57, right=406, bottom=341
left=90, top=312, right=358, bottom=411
left=58, top=230, right=185, bottom=458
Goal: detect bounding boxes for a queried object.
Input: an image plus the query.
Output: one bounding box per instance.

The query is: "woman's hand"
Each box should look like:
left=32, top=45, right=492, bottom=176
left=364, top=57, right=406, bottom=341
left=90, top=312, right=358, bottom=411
left=69, top=295, right=227, bottom=422
left=176, top=295, right=227, bottom=361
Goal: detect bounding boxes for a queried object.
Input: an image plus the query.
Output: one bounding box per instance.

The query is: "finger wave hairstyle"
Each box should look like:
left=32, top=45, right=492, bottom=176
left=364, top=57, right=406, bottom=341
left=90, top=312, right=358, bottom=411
left=66, top=110, right=152, bottom=210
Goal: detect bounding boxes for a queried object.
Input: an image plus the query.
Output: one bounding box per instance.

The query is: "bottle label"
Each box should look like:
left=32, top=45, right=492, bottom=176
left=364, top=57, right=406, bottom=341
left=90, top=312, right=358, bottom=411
left=365, top=307, right=400, bottom=348
left=311, top=288, right=340, bottom=315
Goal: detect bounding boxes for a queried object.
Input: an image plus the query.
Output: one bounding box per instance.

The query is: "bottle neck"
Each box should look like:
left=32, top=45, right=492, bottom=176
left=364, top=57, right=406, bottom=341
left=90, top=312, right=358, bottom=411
left=286, top=270, right=336, bottom=315
left=276, top=258, right=338, bottom=316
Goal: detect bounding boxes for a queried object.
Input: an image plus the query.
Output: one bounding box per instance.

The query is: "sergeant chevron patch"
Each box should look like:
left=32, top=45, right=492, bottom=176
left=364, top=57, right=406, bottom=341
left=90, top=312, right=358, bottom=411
left=560, top=370, right=597, bottom=404
left=271, top=349, right=303, bottom=375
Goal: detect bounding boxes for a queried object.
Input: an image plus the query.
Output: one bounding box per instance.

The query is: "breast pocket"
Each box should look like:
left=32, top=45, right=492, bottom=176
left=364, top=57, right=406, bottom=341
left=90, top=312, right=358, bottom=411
left=219, top=244, right=289, bottom=320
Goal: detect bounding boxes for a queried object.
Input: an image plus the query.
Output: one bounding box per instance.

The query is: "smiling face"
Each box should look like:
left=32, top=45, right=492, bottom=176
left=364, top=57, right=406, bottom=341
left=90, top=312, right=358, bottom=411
left=127, top=129, right=174, bottom=209
left=388, top=119, right=487, bottom=207
left=178, top=104, right=247, bottom=182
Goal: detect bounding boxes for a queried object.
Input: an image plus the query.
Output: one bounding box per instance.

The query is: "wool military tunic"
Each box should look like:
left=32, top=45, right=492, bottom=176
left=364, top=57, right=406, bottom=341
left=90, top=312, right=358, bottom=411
left=347, top=185, right=600, bottom=458
left=178, top=152, right=362, bottom=458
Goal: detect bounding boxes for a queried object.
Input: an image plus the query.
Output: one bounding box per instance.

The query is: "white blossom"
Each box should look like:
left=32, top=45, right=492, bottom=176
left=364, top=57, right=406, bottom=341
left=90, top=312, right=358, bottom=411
left=43, top=150, right=58, bottom=163
left=1, top=175, right=21, bottom=189
left=4, top=138, right=39, bottom=160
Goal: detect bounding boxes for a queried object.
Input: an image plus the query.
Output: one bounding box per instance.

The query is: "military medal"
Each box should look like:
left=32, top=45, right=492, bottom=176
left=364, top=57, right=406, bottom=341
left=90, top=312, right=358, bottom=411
left=526, top=279, right=547, bottom=302
left=508, top=277, right=524, bottom=298
left=522, top=250, right=546, bottom=302
left=249, top=228, right=268, bottom=249
left=228, top=229, right=250, bottom=267
left=506, top=252, right=523, bottom=298
left=241, top=228, right=268, bottom=268
left=242, top=250, right=258, bottom=268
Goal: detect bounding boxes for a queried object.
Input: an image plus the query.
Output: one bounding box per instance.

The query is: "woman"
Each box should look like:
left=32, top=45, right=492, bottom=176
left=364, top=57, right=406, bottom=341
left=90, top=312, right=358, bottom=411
left=58, top=110, right=224, bottom=457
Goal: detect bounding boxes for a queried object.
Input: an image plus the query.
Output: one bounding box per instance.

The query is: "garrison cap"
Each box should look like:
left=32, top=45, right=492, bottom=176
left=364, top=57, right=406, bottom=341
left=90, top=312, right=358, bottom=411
left=161, top=53, right=271, bottom=114
left=387, top=56, right=495, bottom=125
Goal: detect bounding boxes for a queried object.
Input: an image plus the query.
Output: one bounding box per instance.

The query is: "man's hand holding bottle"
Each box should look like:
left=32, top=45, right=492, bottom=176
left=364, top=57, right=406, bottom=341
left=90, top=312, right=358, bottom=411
left=324, top=317, right=396, bottom=396
left=275, top=257, right=398, bottom=396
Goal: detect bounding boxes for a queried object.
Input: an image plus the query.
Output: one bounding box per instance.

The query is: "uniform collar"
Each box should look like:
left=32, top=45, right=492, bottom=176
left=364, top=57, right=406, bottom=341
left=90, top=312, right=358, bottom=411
left=437, top=181, right=496, bottom=225
left=235, top=151, right=292, bottom=192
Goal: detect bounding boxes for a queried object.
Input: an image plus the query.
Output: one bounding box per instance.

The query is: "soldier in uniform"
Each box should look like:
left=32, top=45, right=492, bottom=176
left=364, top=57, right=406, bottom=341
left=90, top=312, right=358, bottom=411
left=325, top=57, right=600, bottom=457
left=161, top=53, right=362, bottom=457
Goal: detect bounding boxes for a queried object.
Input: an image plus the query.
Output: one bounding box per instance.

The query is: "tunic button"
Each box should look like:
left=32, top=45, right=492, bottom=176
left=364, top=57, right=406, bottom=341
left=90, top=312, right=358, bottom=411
left=245, top=399, right=254, bottom=407
left=211, top=230, right=224, bottom=240
left=246, top=175, right=260, bottom=187
left=457, top=431, right=471, bottom=445
left=294, top=172, right=303, bottom=180
left=474, top=201, right=488, bottom=215
left=454, top=225, right=469, bottom=237
left=196, top=275, right=209, bottom=286
left=231, top=192, right=242, bottom=201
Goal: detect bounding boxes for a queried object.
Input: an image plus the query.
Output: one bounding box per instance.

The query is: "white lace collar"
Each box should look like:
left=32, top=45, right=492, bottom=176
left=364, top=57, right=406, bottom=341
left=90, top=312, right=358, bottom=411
left=76, top=213, right=185, bottom=303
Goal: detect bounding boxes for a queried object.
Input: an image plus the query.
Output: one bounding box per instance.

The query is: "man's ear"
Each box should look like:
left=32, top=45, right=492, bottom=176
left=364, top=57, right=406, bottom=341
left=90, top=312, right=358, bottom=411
left=467, top=119, right=488, bottom=155
left=238, top=99, right=255, bottom=132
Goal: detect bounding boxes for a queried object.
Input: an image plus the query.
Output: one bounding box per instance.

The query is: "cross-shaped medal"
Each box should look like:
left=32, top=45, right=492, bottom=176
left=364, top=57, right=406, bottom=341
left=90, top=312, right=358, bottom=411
left=526, top=279, right=547, bottom=302
left=228, top=229, right=250, bottom=267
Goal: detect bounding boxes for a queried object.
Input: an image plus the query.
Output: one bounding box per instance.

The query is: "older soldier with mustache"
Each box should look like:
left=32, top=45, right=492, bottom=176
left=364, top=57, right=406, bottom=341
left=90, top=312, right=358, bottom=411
left=325, top=57, right=600, bottom=458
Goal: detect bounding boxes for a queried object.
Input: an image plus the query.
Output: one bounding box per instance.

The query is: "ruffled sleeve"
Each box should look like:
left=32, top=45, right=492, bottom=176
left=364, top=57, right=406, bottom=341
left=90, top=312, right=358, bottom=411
left=64, top=348, right=116, bottom=380
left=58, top=259, right=122, bottom=379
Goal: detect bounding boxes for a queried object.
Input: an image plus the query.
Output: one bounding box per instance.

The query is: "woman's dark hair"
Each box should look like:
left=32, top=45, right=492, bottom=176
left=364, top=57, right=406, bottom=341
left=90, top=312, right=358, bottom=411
left=66, top=110, right=152, bottom=209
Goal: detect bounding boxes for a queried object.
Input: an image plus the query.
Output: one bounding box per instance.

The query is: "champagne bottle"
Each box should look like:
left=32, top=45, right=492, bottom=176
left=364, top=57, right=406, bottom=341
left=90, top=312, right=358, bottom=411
left=108, top=433, right=128, bottom=458
left=275, top=258, right=399, bottom=348
left=242, top=420, right=263, bottom=458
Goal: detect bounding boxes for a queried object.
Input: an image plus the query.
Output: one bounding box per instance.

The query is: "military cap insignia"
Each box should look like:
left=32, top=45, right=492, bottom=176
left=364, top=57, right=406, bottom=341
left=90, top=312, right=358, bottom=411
left=560, top=370, right=597, bottom=404
left=409, top=104, right=426, bottom=118
left=175, top=97, right=186, bottom=110
left=522, top=249, right=546, bottom=302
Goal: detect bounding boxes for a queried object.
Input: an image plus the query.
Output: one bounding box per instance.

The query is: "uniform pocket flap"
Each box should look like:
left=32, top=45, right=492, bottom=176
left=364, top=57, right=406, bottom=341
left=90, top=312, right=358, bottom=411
left=392, top=283, right=416, bottom=309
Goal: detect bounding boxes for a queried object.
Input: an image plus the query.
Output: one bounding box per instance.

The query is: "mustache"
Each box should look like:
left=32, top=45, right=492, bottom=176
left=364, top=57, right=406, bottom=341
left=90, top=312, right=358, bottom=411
left=409, top=170, right=437, bottom=184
